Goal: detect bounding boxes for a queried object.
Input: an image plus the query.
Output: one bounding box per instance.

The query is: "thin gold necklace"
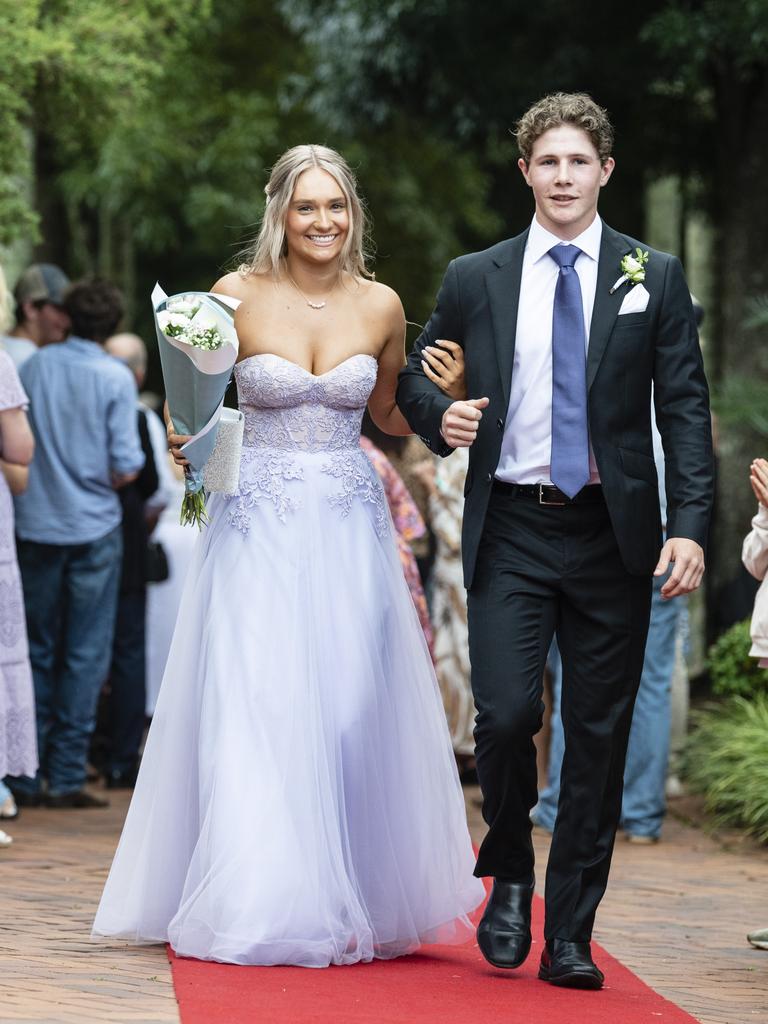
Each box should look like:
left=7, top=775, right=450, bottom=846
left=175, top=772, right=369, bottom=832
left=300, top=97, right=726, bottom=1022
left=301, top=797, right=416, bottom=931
left=286, top=271, right=335, bottom=310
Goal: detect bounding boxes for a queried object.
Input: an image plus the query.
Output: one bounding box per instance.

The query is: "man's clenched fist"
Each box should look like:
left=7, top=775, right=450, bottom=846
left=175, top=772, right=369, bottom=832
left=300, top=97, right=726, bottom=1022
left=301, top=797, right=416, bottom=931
left=441, top=397, right=490, bottom=448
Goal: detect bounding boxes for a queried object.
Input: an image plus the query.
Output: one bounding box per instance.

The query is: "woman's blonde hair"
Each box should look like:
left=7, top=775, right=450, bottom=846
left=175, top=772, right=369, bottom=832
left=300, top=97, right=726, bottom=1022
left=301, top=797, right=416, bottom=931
left=0, top=265, right=11, bottom=333
left=238, top=145, right=372, bottom=280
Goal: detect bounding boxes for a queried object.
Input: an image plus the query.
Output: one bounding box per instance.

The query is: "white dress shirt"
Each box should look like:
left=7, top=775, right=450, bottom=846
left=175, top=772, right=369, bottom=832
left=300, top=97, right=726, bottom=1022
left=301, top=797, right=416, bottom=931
left=495, top=215, right=602, bottom=486
left=141, top=401, right=176, bottom=514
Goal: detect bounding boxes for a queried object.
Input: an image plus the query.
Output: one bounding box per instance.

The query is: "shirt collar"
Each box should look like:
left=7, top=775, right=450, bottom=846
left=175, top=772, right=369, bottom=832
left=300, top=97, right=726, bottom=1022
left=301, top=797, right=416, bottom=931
left=526, top=214, right=603, bottom=265
left=66, top=335, right=104, bottom=350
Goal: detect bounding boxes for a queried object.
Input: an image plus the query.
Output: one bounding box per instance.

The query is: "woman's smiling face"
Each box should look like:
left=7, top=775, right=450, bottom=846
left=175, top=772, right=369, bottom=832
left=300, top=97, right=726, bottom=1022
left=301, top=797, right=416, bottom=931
left=284, top=167, right=350, bottom=265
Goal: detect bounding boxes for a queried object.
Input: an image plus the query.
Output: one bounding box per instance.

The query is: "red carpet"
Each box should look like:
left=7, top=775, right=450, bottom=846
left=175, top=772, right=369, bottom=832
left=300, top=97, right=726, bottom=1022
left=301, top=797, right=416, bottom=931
left=168, top=892, right=700, bottom=1023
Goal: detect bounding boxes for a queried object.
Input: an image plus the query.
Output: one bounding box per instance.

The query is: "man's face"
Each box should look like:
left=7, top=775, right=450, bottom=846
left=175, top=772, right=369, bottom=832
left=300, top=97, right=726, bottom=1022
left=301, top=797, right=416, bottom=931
left=518, top=125, right=614, bottom=240
left=28, top=301, right=70, bottom=345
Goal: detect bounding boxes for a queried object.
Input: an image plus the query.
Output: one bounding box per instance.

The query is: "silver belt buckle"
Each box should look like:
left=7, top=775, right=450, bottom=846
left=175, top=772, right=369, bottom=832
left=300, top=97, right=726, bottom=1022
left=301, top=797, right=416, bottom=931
left=538, top=483, right=567, bottom=506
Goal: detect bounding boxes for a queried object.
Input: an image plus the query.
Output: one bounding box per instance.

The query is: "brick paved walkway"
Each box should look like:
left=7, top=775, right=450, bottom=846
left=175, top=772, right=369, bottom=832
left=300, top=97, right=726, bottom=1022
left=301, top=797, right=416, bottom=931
left=2, top=787, right=767, bottom=1023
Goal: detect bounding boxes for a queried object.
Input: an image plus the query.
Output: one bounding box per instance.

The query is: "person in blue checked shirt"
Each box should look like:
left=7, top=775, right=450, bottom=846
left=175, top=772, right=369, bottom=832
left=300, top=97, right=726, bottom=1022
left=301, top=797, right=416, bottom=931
left=7, top=279, right=144, bottom=809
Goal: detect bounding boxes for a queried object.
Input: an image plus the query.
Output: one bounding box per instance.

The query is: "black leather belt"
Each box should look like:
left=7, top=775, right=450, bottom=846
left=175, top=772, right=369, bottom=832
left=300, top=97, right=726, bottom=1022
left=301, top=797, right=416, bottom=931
left=492, top=481, right=605, bottom=506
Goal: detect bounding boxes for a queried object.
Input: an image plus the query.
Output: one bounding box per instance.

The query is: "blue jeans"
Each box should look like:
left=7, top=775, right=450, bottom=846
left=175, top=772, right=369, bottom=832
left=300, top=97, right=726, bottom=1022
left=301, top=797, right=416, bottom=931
left=535, top=569, right=682, bottom=839
left=10, top=529, right=122, bottom=797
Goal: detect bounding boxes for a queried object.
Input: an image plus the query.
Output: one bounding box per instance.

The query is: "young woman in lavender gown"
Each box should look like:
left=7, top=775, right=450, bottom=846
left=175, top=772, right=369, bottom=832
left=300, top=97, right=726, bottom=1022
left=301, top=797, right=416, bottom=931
left=93, top=145, right=483, bottom=967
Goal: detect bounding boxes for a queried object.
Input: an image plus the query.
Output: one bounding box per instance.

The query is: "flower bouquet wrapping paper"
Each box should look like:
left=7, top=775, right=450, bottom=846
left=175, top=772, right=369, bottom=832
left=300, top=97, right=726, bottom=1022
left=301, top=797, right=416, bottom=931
left=151, top=284, right=241, bottom=526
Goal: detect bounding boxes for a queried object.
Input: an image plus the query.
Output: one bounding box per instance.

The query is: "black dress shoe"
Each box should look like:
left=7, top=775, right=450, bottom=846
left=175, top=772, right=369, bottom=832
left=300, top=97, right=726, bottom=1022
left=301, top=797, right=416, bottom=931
left=8, top=790, right=42, bottom=808
left=538, top=939, right=604, bottom=989
left=476, top=879, right=535, bottom=968
left=105, top=767, right=138, bottom=789
left=46, top=789, right=110, bottom=809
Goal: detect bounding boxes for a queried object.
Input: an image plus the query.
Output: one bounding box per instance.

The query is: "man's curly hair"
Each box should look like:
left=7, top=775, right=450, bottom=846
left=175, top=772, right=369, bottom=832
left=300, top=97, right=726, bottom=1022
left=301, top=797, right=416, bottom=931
left=515, top=93, right=614, bottom=165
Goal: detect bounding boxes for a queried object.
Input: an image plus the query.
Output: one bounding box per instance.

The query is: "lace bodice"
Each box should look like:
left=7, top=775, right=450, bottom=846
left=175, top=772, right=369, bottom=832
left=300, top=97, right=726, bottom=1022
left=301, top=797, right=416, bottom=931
left=227, top=352, right=389, bottom=536
left=236, top=352, right=376, bottom=452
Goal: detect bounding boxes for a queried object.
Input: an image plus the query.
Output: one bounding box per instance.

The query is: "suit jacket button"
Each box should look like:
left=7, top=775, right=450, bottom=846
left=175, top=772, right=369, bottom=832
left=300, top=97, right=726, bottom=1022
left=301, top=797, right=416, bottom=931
left=496, top=418, right=504, bottom=429
left=486, top=472, right=493, bottom=483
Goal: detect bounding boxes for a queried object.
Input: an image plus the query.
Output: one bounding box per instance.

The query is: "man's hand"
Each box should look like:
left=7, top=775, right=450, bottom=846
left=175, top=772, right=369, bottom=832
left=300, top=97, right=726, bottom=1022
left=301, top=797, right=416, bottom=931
left=750, top=457, right=768, bottom=508
left=654, top=537, right=705, bottom=598
left=111, top=471, right=138, bottom=490
left=440, top=397, right=489, bottom=448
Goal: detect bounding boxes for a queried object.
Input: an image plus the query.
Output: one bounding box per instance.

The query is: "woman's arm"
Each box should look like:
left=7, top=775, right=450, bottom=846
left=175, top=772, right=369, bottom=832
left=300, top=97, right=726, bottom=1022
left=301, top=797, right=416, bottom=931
left=367, top=288, right=412, bottom=436
left=0, top=459, right=29, bottom=495
left=0, top=408, right=34, bottom=465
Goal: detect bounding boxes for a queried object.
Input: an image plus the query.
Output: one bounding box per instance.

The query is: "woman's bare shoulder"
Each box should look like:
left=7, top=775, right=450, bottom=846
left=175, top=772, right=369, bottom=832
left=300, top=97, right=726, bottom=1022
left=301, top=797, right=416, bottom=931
left=352, top=278, right=404, bottom=322
left=211, top=270, right=272, bottom=299
left=357, top=277, right=401, bottom=305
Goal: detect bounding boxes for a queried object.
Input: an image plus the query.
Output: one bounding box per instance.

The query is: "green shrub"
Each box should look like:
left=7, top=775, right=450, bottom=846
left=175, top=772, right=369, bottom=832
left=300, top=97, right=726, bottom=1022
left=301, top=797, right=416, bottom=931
left=707, top=618, right=768, bottom=698
left=684, top=694, right=768, bottom=843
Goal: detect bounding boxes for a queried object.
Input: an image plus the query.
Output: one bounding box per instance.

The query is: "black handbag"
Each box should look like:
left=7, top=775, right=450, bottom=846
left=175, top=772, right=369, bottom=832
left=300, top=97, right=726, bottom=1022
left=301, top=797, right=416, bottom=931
left=144, top=540, right=170, bottom=584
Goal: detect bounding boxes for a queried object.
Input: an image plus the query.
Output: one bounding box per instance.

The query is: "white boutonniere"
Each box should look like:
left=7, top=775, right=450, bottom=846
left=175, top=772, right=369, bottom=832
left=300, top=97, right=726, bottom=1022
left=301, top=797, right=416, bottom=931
left=610, top=248, right=649, bottom=294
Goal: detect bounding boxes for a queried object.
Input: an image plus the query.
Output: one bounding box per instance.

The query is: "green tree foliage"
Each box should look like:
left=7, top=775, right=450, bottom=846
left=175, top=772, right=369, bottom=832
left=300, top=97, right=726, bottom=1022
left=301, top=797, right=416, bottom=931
left=685, top=694, right=768, bottom=843
left=706, top=618, right=768, bottom=698
left=642, top=2, right=768, bottom=600
left=0, top=1, right=43, bottom=243
left=1, top=0, right=501, bottom=338
left=279, top=0, right=670, bottom=236
left=0, top=0, right=211, bottom=247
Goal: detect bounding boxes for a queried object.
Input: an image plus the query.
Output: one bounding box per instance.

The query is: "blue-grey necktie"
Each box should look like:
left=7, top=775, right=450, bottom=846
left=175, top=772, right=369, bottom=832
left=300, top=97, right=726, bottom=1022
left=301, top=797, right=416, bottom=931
left=548, top=244, right=590, bottom=498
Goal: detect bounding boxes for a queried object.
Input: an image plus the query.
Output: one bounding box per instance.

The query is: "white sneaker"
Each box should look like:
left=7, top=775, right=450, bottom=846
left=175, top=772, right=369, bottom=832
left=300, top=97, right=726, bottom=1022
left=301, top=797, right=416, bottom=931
left=665, top=774, right=685, bottom=799
left=0, top=794, right=18, bottom=819
left=0, top=829, right=13, bottom=847
left=625, top=832, right=659, bottom=845
left=747, top=927, right=768, bottom=950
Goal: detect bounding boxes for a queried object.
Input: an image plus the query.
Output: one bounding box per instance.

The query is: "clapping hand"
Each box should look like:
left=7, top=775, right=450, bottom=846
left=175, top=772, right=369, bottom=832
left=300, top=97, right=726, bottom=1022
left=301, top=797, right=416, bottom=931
left=750, top=458, right=768, bottom=508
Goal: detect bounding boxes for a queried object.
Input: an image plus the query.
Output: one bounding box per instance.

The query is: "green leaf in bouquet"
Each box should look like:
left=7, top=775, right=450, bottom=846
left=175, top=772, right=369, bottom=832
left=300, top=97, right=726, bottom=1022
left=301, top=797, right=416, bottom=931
left=180, top=488, right=210, bottom=530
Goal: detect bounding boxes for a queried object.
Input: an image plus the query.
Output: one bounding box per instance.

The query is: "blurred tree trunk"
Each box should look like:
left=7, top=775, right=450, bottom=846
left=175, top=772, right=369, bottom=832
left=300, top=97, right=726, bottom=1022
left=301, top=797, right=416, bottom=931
left=32, top=125, right=71, bottom=269
left=707, top=69, right=768, bottom=634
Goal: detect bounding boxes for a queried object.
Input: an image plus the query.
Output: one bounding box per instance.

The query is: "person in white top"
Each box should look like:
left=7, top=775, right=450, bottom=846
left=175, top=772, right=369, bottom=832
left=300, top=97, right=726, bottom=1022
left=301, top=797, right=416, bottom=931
left=398, top=91, right=713, bottom=990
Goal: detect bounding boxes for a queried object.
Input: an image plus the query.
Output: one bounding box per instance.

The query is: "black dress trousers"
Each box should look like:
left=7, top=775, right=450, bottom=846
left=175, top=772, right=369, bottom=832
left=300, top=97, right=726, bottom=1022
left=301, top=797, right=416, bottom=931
left=467, top=486, right=653, bottom=942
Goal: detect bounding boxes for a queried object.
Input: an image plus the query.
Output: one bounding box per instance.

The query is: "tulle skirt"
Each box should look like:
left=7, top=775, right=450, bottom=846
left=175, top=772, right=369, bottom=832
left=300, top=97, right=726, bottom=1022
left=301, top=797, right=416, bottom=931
left=93, top=448, right=483, bottom=966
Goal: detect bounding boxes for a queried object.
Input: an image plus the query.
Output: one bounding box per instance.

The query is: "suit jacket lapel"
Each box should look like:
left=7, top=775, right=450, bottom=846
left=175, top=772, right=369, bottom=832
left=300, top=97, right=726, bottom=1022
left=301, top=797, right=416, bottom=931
left=587, top=224, right=632, bottom=390
left=485, top=230, right=528, bottom=409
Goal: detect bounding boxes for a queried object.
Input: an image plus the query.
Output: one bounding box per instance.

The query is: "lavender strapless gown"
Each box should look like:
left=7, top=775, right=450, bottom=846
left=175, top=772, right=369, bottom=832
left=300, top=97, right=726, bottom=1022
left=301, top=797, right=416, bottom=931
left=93, top=352, right=483, bottom=966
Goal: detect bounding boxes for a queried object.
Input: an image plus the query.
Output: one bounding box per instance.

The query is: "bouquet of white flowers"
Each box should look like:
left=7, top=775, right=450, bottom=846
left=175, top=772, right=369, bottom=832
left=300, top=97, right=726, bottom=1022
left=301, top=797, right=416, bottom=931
left=157, top=294, right=226, bottom=351
left=152, top=284, right=241, bottom=527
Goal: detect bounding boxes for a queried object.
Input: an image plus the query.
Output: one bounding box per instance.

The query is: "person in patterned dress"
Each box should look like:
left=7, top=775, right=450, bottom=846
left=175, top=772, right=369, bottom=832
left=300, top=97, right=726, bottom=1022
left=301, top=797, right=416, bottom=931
left=0, top=271, right=38, bottom=842
left=360, top=428, right=434, bottom=657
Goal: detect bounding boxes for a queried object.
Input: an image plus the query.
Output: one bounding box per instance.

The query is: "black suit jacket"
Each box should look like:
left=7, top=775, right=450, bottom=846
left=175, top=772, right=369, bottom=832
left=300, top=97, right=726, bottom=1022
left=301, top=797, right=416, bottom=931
left=396, top=223, right=714, bottom=589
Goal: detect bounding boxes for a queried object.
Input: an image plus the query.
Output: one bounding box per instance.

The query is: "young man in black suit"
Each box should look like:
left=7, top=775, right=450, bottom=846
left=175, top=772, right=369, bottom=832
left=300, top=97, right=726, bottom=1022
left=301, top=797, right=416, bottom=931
left=397, top=92, right=713, bottom=990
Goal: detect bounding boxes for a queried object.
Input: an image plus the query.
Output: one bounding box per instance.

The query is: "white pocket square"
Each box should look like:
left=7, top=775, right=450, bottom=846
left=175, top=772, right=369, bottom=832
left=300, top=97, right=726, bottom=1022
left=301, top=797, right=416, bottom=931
left=618, top=283, right=650, bottom=315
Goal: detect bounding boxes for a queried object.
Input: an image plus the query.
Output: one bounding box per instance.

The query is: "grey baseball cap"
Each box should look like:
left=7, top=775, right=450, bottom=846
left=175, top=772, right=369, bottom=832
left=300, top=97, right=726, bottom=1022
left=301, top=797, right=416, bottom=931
left=13, top=263, right=70, bottom=306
